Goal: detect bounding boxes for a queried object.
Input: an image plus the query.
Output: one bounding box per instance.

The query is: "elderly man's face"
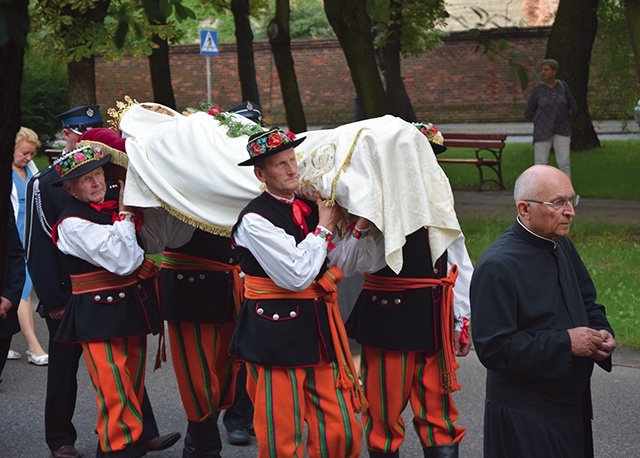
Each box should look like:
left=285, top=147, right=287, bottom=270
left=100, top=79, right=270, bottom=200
left=65, top=167, right=107, bottom=204
left=254, top=148, right=299, bottom=200
left=522, top=169, right=576, bottom=240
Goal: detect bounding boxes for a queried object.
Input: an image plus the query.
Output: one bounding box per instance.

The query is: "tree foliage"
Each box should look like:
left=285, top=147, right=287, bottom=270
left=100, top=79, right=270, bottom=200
left=21, top=49, right=68, bottom=145
left=367, top=0, right=446, bottom=56
left=592, top=0, right=640, bottom=119
left=29, top=0, right=187, bottom=62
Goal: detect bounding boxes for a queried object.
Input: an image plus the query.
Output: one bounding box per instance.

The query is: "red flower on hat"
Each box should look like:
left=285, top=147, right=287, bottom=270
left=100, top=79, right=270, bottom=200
left=207, top=105, right=222, bottom=116
left=284, top=131, right=296, bottom=141
left=73, top=152, right=87, bottom=163
left=250, top=142, right=262, bottom=156
left=267, top=132, right=283, bottom=148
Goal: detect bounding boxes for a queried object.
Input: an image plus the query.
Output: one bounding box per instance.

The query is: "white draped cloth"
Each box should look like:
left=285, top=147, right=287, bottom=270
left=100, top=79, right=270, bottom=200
left=296, top=115, right=461, bottom=273
left=119, top=106, right=461, bottom=273
left=119, top=104, right=262, bottom=233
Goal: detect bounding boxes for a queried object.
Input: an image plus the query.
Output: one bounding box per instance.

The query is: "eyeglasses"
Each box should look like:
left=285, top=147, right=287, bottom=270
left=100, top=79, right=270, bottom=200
left=525, top=195, right=580, bottom=211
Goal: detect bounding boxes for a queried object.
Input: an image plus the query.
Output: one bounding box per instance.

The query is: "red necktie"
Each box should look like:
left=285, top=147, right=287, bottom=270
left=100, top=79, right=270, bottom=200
left=90, top=200, right=119, bottom=214
left=292, top=199, right=311, bottom=234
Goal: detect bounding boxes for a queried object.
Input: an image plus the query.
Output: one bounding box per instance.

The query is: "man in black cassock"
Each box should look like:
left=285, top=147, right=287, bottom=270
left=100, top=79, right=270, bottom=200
left=470, top=164, right=616, bottom=458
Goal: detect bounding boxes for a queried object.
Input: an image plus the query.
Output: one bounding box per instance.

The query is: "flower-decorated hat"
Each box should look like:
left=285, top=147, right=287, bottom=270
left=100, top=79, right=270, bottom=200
left=413, top=122, right=447, bottom=155
left=239, top=127, right=305, bottom=166
left=52, top=144, right=112, bottom=186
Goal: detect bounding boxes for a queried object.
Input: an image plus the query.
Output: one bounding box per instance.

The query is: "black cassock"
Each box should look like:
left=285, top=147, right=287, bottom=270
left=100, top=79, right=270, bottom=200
left=470, top=220, right=613, bottom=458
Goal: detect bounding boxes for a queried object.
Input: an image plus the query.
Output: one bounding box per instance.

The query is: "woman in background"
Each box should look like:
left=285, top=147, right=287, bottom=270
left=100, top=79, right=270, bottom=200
left=9, top=127, right=49, bottom=366
left=524, top=59, right=578, bottom=178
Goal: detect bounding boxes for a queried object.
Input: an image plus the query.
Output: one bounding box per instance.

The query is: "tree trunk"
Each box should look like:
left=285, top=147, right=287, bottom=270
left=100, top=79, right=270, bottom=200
left=625, top=0, right=640, bottom=80
left=268, top=0, right=307, bottom=132
left=376, top=0, right=417, bottom=122
left=149, top=33, right=177, bottom=109
left=324, top=0, right=387, bottom=119
left=62, top=0, right=110, bottom=109
left=68, top=58, right=97, bottom=107
left=232, top=0, right=261, bottom=107
left=0, top=0, right=29, bottom=275
left=546, top=0, right=600, bottom=150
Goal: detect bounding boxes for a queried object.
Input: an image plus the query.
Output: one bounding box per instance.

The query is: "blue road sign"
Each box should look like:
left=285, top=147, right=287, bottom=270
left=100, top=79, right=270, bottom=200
left=200, top=30, right=219, bottom=56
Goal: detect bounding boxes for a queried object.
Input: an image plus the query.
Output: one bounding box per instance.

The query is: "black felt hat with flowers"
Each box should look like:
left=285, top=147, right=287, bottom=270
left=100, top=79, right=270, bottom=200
left=52, top=144, right=112, bottom=186
left=239, top=127, right=305, bottom=166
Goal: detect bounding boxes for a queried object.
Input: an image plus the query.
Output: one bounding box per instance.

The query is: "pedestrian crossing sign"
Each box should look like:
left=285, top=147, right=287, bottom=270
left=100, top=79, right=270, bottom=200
left=200, top=30, right=219, bottom=56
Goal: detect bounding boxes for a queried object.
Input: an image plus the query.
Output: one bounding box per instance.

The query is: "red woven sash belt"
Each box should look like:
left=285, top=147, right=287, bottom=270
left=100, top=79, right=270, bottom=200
left=70, top=258, right=159, bottom=295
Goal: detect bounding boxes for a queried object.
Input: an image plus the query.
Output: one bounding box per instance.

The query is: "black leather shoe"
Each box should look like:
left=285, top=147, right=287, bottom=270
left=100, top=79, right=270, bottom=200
left=227, top=429, right=251, bottom=446
left=51, top=444, right=81, bottom=458
left=136, top=432, right=181, bottom=456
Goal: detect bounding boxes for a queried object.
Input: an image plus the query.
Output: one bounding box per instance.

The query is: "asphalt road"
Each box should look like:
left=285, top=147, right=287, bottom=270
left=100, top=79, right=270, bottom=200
left=2, top=313, right=640, bottom=457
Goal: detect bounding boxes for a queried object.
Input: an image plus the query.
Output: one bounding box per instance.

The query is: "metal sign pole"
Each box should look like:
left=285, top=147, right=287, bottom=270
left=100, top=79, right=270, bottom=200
left=207, top=55, right=212, bottom=103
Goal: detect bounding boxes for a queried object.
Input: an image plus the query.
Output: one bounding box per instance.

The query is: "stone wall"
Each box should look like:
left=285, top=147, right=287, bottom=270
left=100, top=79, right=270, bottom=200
left=95, top=27, right=616, bottom=127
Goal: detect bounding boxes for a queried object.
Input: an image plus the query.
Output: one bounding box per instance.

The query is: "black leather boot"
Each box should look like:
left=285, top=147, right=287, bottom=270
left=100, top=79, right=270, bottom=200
left=95, top=443, right=137, bottom=458
left=423, top=443, right=459, bottom=458
left=182, top=418, right=222, bottom=458
left=368, top=450, right=400, bottom=458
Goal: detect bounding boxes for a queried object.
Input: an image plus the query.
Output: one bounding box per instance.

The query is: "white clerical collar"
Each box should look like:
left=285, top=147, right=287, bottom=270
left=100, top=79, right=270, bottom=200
left=266, top=189, right=295, bottom=204
left=516, top=216, right=557, bottom=248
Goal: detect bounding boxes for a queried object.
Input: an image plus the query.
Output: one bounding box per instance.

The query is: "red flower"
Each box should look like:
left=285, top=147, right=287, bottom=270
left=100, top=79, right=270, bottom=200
left=250, top=142, right=262, bottom=155
left=207, top=105, right=222, bottom=116
left=266, top=132, right=283, bottom=148
left=284, top=131, right=296, bottom=141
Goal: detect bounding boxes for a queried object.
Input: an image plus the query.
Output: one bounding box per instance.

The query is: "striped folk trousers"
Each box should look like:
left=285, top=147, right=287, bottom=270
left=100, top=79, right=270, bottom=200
left=246, top=361, right=362, bottom=458
left=167, top=321, right=236, bottom=421
left=360, top=346, right=466, bottom=454
left=82, top=336, right=147, bottom=453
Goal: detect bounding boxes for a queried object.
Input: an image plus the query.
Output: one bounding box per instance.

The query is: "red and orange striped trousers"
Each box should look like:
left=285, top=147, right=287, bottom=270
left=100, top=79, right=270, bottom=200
left=167, top=321, right=236, bottom=421
left=82, top=336, right=147, bottom=453
left=360, top=346, right=466, bottom=454
left=246, top=361, right=363, bottom=458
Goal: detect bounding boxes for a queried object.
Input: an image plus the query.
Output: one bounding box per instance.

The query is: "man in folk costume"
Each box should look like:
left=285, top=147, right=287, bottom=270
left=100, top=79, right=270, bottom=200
left=337, top=123, right=473, bottom=458
left=160, top=224, right=242, bottom=457
left=230, top=128, right=368, bottom=458
left=27, top=124, right=180, bottom=458
left=50, top=144, right=179, bottom=457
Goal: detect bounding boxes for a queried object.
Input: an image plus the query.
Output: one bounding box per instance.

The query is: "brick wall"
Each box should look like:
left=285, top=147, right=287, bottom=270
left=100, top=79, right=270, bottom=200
left=95, top=27, right=614, bottom=127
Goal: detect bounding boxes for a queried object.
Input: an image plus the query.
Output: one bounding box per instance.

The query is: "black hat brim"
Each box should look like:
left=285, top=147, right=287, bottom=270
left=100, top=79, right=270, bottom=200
left=431, top=142, right=447, bottom=155
left=53, top=154, right=112, bottom=186
left=238, top=137, right=305, bottom=166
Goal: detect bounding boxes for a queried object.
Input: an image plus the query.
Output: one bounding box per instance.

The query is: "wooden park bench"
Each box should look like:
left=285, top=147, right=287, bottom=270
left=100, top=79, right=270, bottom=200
left=437, top=133, right=507, bottom=191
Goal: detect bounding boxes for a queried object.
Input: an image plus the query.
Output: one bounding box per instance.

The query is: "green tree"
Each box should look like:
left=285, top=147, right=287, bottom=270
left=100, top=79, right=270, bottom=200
left=141, top=0, right=196, bottom=108
left=368, top=0, right=447, bottom=121
left=546, top=0, right=600, bottom=150
left=592, top=0, right=639, bottom=120
left=30, top=0, right=185, bottom=107
left=624, top=0, right=640, bottom=81
left=324, top=0, right=387, bottom=119
left=268, top=0, right=306, bottom=131
left=21, top=50, right=68, bottom=145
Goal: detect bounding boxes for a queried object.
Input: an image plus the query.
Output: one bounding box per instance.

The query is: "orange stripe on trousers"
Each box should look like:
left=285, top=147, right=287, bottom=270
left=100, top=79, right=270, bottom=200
left=361, top=346, right=465, bottom=454
left=167, top=321, right=236, bottom=421
left=82, top=336, right=146, bottom=453
left=246, top=361, right=362, bottom=458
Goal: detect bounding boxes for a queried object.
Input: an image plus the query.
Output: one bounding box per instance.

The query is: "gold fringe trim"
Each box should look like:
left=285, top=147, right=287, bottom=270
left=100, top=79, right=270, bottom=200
left=78, top=140, right=129, bottom=169
left=155, top=195, right=232, bottom=237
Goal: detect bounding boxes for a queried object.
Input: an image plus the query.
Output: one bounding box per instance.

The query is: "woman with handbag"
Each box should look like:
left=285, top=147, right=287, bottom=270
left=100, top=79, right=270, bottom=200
left=524, top=59, right=578, bottom=178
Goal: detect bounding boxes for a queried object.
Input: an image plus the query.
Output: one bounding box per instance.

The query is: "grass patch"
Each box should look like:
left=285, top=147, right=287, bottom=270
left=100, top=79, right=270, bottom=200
left=460, top=218, right=640, bottom=348
left=440, top=139, right=640, bottom=200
